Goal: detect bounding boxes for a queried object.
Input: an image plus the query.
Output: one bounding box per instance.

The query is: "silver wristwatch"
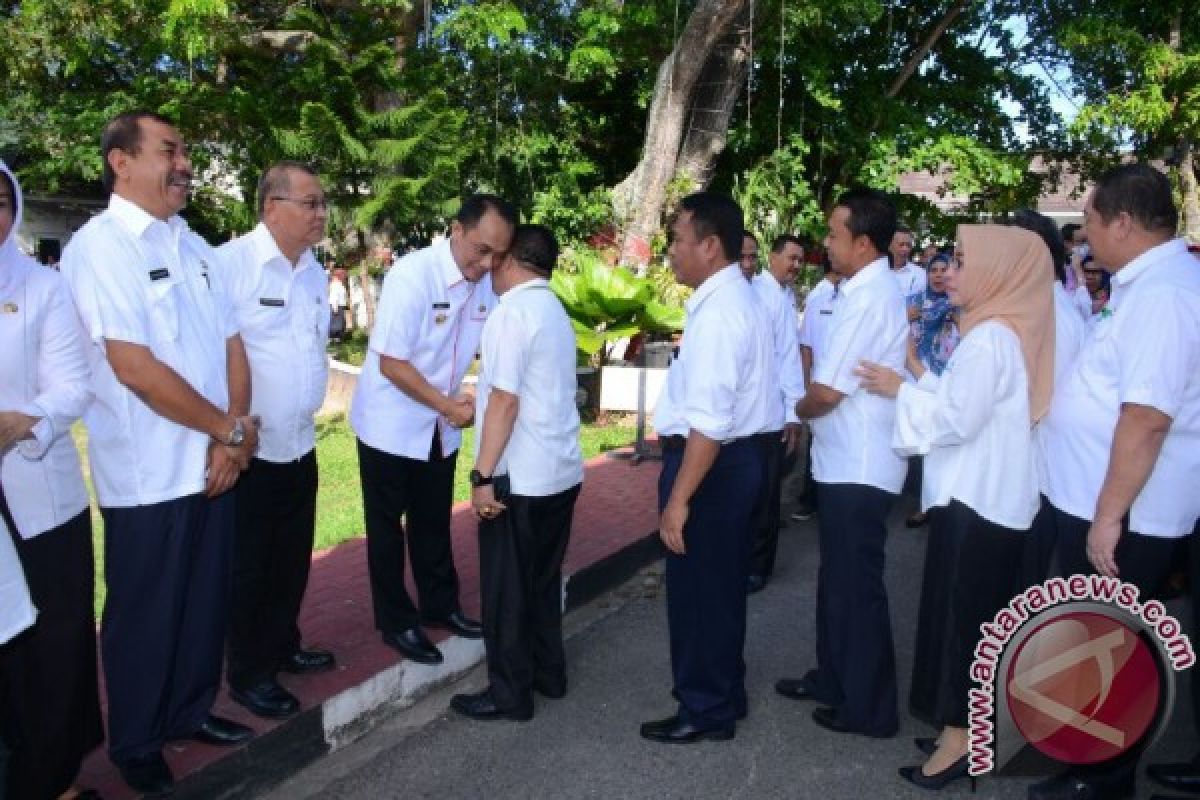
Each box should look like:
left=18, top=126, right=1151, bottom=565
left=224, top=417, right=245, bottom=447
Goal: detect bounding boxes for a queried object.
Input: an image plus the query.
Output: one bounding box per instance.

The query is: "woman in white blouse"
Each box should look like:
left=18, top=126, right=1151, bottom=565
left=0, top=160, right=103, bottom=800
left=858, top=224, right=1054, bottom=792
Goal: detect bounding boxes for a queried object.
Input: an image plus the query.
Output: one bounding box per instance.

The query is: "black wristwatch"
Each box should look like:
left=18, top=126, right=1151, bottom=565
left=469, top=469, right=493, bottom=488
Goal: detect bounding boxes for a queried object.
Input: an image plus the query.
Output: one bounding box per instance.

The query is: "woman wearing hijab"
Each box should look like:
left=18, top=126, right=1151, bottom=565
left=0, top=160, right=103, bottom=800
left=903, top=252, right=961, bottom=528
left=857, top=225, right=1054, bottom=791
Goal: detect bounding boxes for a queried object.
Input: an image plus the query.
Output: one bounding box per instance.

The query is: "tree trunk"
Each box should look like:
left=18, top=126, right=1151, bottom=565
left=1179, top=139, right=1200, bottom=243
left=612, top=0, right=751, bottom=268
left=675, top=7, right=753, bottom=191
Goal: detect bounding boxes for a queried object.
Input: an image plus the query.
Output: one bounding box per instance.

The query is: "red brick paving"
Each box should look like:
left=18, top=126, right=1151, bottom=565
left=76, top=450, right=660, bottom=798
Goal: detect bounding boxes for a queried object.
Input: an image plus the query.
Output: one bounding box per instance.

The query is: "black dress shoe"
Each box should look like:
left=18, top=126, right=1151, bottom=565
left=746, top=574, right=768, bottom=594
left=382, top=628, right=443, bottom=665
left=230, top=679, right=300, bottom=719
left=639, top=714, right=734, bottom=744
left=279, top=648, right=336, bottom=674
left=1148, top=761, right=1200, bottom=793
left=1027, top=772, right=1134, bottom=800
left=774, top=677, right=814, bottom=700
left=118, top=751, right=174, bottom=796
left=450, top=689, right=533, bottom=721
left=812, top=706, right=855, bottom=733
left=425, top=611, right=483, bottom=639
left=898, top=755, right=975, bottom=792
left=191, top=714, right=254, bottom=747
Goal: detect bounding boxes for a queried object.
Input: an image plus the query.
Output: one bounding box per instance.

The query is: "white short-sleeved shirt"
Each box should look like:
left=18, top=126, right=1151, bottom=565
left=654, top=264, right=776, bottom=441
left=61, top=193, right=236, bottom=508
left=892, top=261, right=928, bottom=298
left=329, top=278, right=347, bottom=311
left=810, top=257, right=908, bottom=493
left=752, top=271, right=804, bottom=427
left=475, top=279, right=583, bottom=497
left=217, top=224, right=329, bottom=463
left=1038, top=239, right=1200, bottom=537
left=798, top=277, right=839, bottom=368
left=0, top=254, right=91, bottom=538
left=894, top=321, right=1038, bottom=529
left=350, top=238, right=496, bottom=460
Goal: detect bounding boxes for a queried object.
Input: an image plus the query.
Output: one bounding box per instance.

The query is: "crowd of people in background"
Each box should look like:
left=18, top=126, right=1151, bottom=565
left=0, top=106, right=1198, bottom=800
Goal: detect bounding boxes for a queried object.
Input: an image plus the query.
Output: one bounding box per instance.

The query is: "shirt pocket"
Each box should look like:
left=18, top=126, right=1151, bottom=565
left=147, top=279, right=182, bottom=343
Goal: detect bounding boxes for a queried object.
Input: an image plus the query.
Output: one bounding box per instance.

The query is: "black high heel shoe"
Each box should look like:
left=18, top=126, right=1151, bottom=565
left=914, top=736, right=938, bottom=756
left=898, top=754, right=976, bottom=792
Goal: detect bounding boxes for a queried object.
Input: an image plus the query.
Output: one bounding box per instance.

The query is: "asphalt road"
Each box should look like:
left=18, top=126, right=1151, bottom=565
left=262, top=491, right=1196, bottom=800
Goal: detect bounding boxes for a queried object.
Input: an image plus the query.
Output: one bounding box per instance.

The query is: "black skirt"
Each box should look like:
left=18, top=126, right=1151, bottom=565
left=0, top=510, right=104, bottom=800
left=908, top=499, right=1026, bottom=729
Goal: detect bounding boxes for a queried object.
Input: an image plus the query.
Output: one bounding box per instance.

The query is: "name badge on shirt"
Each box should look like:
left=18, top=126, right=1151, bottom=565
left=433, top=302, right=450, bottom=310
left=149, top=268, right=171, bottom=281
left=1, top=302, right=17, bottom=314
left=259, top=297, right=285, bottom=307
left=819, top=309, right=833, bottom=315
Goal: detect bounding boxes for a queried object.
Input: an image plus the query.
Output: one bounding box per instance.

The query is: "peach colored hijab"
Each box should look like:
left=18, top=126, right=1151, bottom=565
left=956, top=224, right=1055, bottom=421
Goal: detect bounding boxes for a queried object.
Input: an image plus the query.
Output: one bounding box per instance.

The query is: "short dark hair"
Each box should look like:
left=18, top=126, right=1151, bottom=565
left=510, top=223, right=559, bottom=276
left=894, top=223, right=912, bottom=236
left=1009, top=208, right=1067, bottom=283
left=257, top=161, right=319, bottom=218
left=771, top=233, right=804, bottom=254
left=1060, top=222, right=1081, bottom=243
left=678, top=191, right=745, bottom=263
left=1090, top=163, right=1178, bottom=235
left=456, top=193, right=517, bottom=229
left=742, top=230, right=758, bottom=246
left=834, top=187, right=897, bottom=256
left=100, top=111, right=176, bottom=193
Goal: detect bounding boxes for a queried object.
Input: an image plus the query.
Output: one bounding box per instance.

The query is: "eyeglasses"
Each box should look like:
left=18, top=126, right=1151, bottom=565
left=271, top=196, right=328, bottom=212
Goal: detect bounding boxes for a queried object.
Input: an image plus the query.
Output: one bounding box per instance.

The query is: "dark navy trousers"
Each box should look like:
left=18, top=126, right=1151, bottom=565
left=659, top=437, right=763, bottom=730
left=100, top=491, right=235, bottom=765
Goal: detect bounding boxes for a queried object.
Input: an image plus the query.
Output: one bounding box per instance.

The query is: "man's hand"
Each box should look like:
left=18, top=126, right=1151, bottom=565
left=205, top=440, right=241, bottom=498
left=443, top=396, right=475, bottom=429
left=472, top=484, right=506, bottom=521
left=1087, top=517, right=1123, bottom=578
left=781, top=422, right=803, bottom=456
left=659, top=500, right=689, bottom=555
left=219, top=415, right=260, bottom=470
left=0, top=411, right=38, bottom=452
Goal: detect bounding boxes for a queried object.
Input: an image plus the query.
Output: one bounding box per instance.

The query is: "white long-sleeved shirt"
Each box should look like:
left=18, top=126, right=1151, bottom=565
left=752, top=270, right=805, bottom=426
left=216, top=224, right=329, bottom=463
left=894, top=320, right=1038, bottom=530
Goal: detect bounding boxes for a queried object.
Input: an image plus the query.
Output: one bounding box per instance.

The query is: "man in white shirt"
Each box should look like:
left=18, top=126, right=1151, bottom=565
left=1032, top=166, right=1200, bottom=800
left=350, top=194, right=515, bottom=665
left=747, top=233, right=805, bottom=593
left=791, top=261, right=842, bottom=521
left=739, top=230, right=760, bottom=280
left=216, top=162, right=335, bottom=721
left=449, top=224, right=583, bottom=722
left=890, top=223, right=928, bottom=299
left=776, top=188, right=907, bottom=739
left=60, top=111, right=259, bottom=795
left=640, top=192, right=774, bottom=744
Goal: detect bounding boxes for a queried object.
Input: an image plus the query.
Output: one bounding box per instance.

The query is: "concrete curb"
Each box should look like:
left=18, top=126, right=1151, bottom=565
left=170, top=530, right=663, bottom=799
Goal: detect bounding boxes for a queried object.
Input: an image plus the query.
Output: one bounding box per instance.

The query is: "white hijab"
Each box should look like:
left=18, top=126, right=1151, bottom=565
left=0, top=159, right=38, bottom=285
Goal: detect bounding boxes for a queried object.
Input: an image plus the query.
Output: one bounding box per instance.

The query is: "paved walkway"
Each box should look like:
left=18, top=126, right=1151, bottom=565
left=77, top=450, right=662, bottom=799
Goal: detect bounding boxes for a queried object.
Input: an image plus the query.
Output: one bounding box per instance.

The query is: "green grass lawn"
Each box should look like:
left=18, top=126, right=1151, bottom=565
left=79, top=416, right=635, bottom=616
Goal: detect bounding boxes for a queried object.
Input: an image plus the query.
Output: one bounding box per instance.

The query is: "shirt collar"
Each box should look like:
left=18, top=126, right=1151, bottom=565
left=757, top=269, right=786, bottom=292
left=1111, top=238, right=1188, bottom=290
left=108, top=192, right=184, bottom=240
left=248, top=222, right=320, bottom=276
left=500, top=277, right=549, bottom=303
left=841, top=256, right=890, bottom=296
left=436, top=237, right=467, bottom=288
left=686, top=263, right=742, bottom=315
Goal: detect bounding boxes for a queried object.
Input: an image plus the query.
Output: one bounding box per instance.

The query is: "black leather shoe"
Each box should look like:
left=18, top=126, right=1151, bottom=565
left=1148, top=761, right=1200, bottom=793
left=1027, top=772, right=1134, bottom=800
left=118, top=751, right=174, bottom=796
left=425, top=611, right=483, bottom=639
left=230, top=679, right=300, bottom=719
left=450, top=690, right=532, bottom=721
left=774, top=677, right=814, bottom=700
left=639, top=714, right=734, bottom=744
left=279, top=648, right=336, bottom=674
left=746, top=574, right=768, bottom=594
left=812, top=706, right=855, bottom=734
left=382, top=628, right=443, bottom=665
left=190, top=715, right=254, bottom=747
